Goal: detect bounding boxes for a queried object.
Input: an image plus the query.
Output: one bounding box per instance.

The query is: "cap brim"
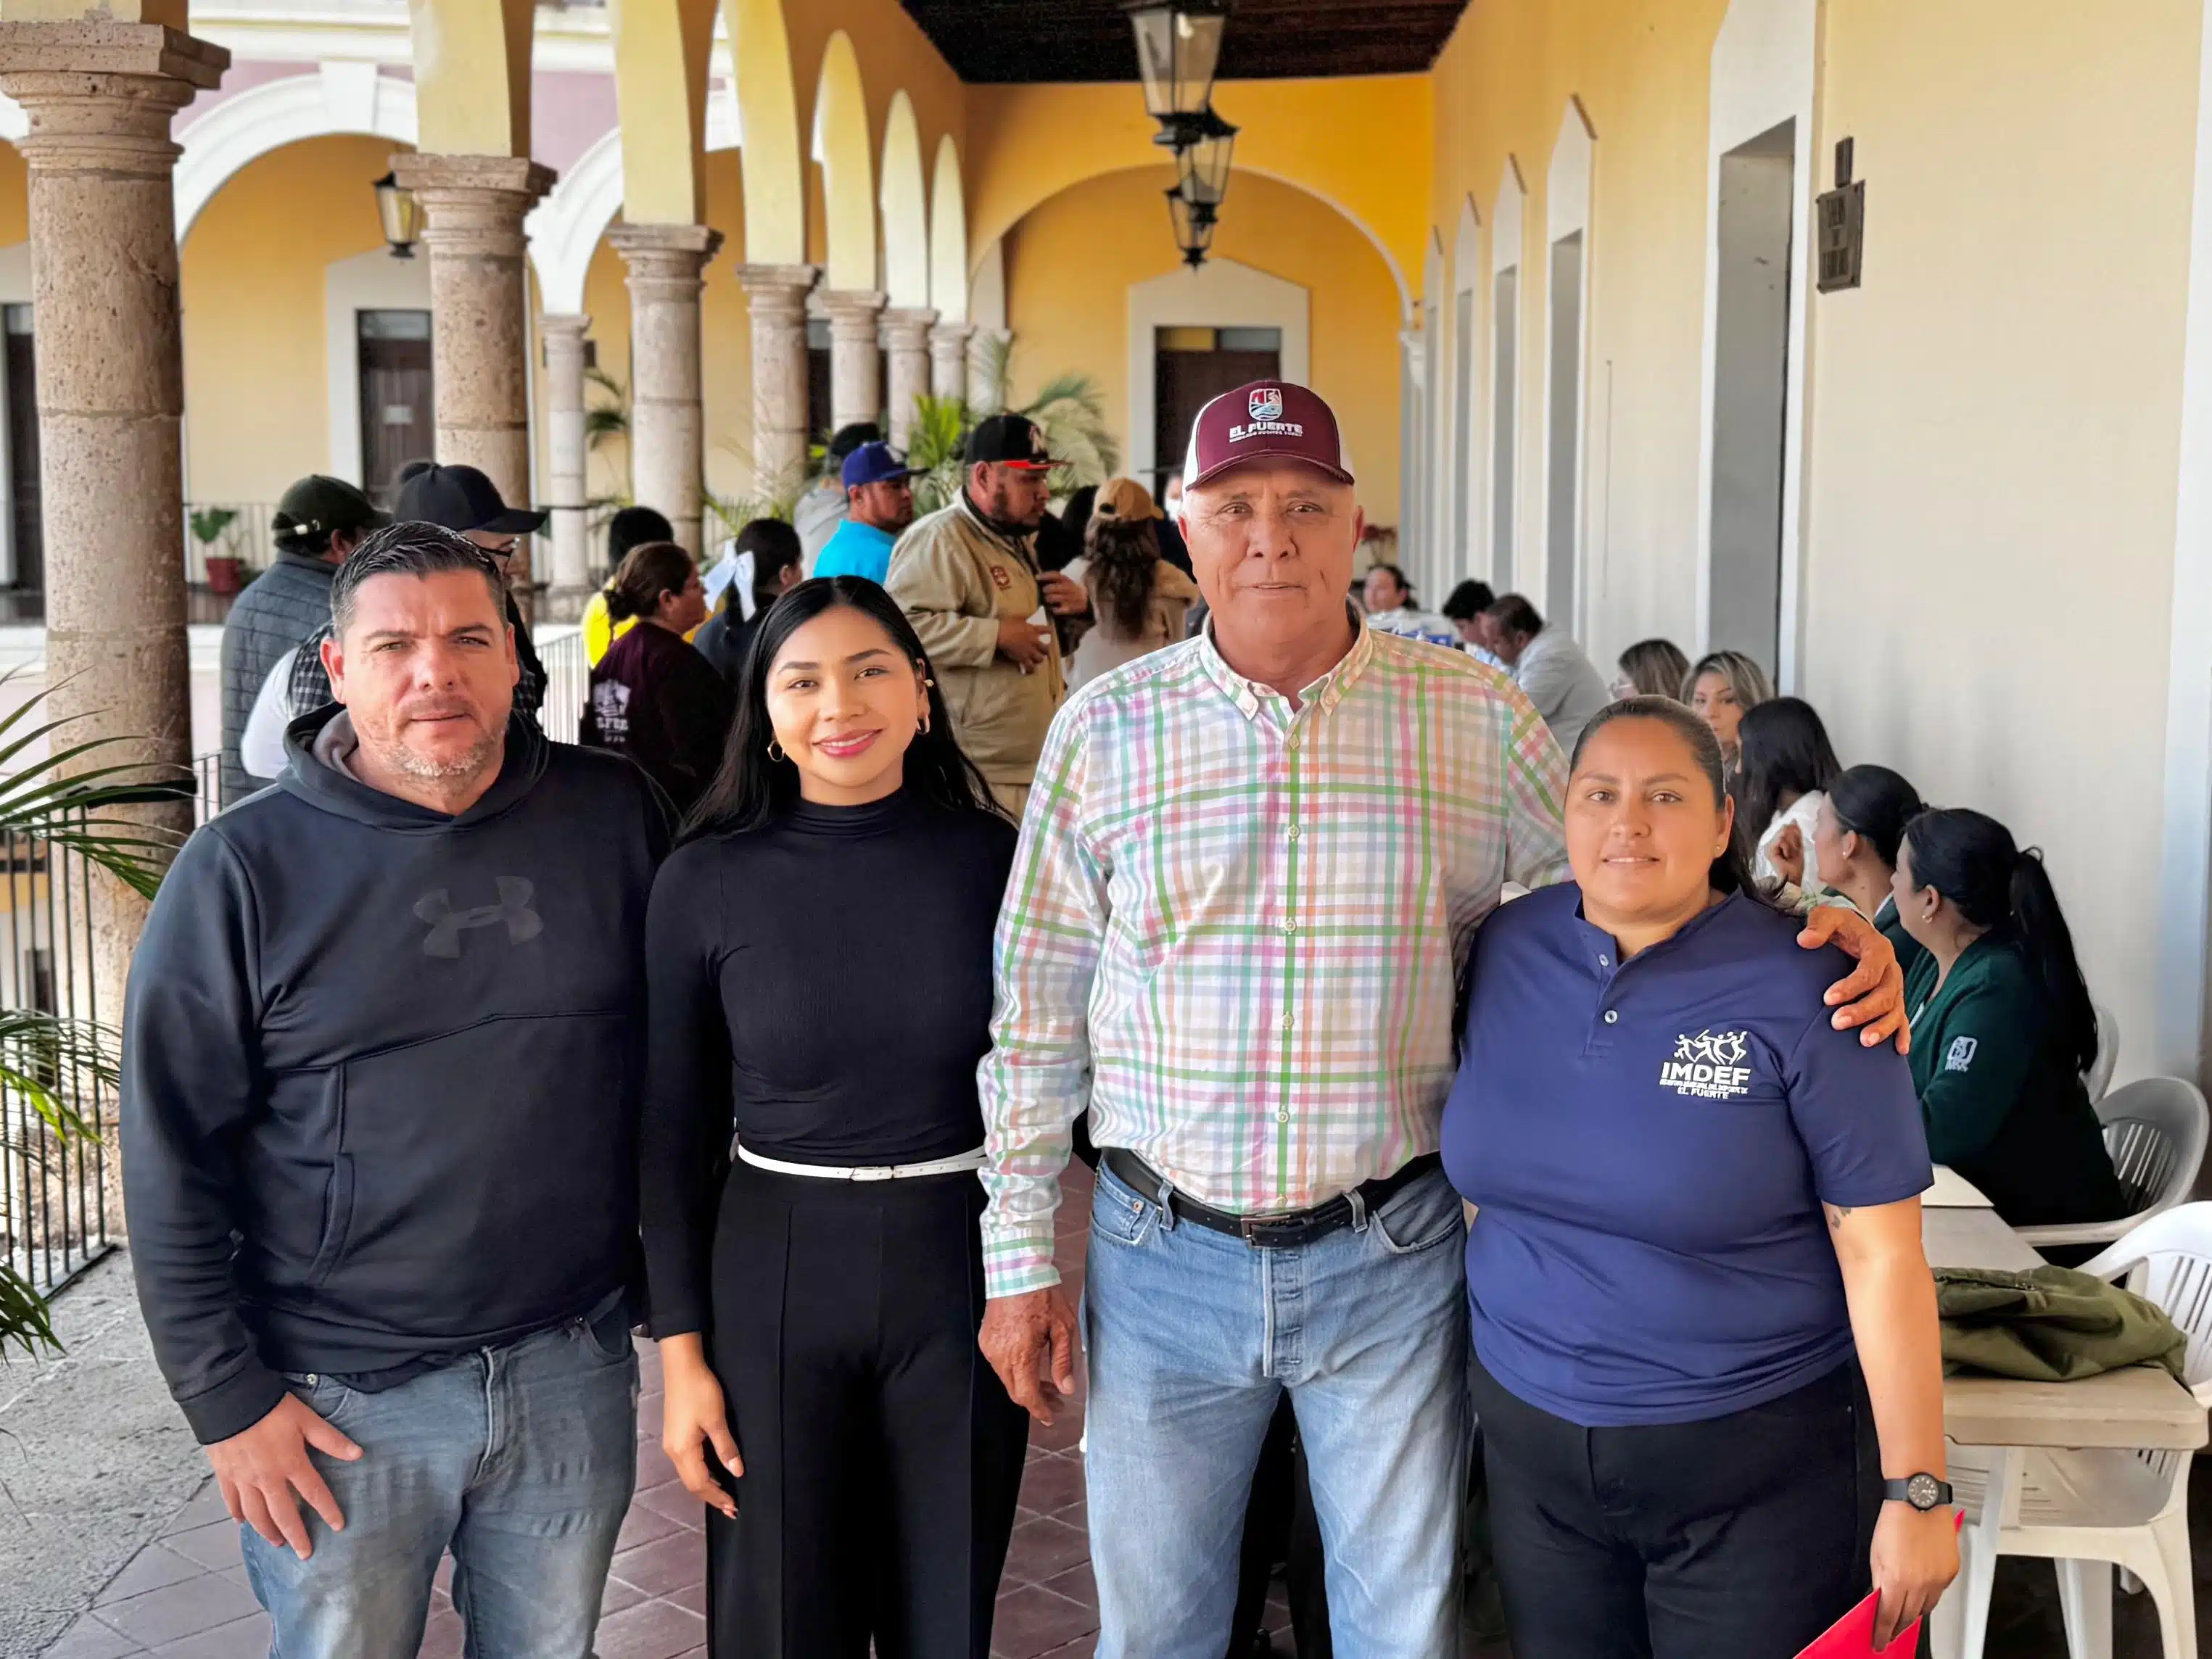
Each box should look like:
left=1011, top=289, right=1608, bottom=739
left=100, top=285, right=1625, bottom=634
left=358, top=506, right=394, bottom=529
left=1187, top=451, right=1355, bottom=491
left=999, top=460, right=1057, bottom=471
left=482, top=506, right=548, bottom=534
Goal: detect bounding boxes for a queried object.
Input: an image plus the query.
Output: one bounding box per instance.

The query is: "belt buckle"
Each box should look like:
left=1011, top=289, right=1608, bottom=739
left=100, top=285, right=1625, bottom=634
left=1238, top=1213, right=1299, bottom=1249
left=850, top=1164, right=897, bottom=1183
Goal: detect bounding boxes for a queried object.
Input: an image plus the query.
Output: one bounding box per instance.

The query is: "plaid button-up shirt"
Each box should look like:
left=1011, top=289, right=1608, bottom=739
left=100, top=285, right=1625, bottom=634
left=977, top=620, right=1572, bottom=1296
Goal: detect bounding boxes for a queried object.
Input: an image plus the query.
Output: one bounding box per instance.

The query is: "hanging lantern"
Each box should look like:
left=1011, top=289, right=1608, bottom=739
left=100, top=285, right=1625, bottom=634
left=1123, top=0, right=1231, bottom=125
left=1170, top=106, right=1238, bottom=211
left=373, top=171, right=420, bottom=260
left=1166, top=184, right=1219, bottom=270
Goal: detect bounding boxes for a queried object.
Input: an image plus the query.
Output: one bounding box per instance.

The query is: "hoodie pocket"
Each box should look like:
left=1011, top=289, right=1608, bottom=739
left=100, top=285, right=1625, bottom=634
left=320, top=1010, right=634, bottom=1338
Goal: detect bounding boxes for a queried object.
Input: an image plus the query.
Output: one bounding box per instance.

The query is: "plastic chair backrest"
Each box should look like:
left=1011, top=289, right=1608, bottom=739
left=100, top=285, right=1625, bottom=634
left=2095, top=1076, right=2210, bottom=1217
left=2079, top=1201, right=2212, bottom=1394
left=2084, top=1001, right=2119, bottom=1100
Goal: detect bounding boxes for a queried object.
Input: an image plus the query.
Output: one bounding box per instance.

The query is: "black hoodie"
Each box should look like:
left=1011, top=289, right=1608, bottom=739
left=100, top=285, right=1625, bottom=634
left=122, top=706, right=669, bottom=1444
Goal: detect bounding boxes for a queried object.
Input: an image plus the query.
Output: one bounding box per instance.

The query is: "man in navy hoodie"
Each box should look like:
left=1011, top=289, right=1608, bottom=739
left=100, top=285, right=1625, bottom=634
left=123, top=522, right=669, bottom=1656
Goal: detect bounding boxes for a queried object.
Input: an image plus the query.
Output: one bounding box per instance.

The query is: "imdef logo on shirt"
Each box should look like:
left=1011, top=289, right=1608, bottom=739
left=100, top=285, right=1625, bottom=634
left=1660, top=1029, right=1754, bottom=1099
left=1229, top=386, right=1304, bottom=444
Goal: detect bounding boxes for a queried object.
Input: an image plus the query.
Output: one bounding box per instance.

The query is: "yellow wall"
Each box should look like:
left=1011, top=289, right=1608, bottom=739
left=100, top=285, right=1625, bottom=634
left=179, top=133, right=399, bottom=505
left=969, top=75, right=1432, bottom=315
left=1002, top=165, right=1403, bottom=526
left=0, top=145, right=25, bottom=245
left=1800, top=0, right=2202, bottom=1080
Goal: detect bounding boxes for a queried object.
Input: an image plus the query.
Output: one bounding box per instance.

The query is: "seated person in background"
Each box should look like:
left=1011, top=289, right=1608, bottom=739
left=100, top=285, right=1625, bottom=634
left=1482, top=592, right=1611, bottom=755
left=1894, top=808, right=2129, bottom=1226
left=1442, top=579, right=1504, bottom=668
left=1812, top=765, right=1931, bottom=982
left=1060, top=479, right=1200, bottom=690
left=812, top=441, right=920, bottom=586
left=1611, top=637, right=1688, bottom=701
left=584, top=505, right=677, bottom=667
left=1447, top=698, right=1953, bottom=1656
left=1682, top=648, right=1773, bottom=775
left=1737, top=696, right=1841, bottom=890
left=1361, top=563, right=1459, bottom=647
left=581, top=541, right=732, bottom=815
left=694, top=518, right=804, bottom=688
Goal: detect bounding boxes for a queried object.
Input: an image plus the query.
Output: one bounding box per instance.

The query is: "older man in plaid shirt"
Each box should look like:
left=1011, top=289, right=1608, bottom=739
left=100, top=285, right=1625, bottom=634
left=974, top=381, right=1903, bottom=1658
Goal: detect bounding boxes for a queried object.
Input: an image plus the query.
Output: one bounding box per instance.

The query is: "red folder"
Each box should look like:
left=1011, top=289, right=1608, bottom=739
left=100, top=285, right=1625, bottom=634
left=1794, top=1589, right=1921, bottom=1658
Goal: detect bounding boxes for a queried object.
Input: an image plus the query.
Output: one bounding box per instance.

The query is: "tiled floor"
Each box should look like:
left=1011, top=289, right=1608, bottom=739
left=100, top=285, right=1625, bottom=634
left=40, top=1169, right=1113, bottom=1659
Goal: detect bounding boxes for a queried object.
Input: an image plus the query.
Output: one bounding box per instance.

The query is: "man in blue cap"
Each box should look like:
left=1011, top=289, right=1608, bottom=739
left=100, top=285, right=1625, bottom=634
left=811, top=439, right=920, bottom=585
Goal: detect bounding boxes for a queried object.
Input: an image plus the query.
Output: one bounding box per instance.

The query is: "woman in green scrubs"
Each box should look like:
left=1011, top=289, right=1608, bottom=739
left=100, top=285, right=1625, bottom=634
left=1812, top=766, right=1931, bottom=982
left=1893, top=808, right=2127, bottom=1226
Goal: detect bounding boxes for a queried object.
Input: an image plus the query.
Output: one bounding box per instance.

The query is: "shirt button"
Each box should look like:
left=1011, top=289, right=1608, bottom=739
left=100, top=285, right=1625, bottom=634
left=1604, top=1010, right=1619, bottom=1025
left=1277, top=1111, right=1290, bottom=1124
left=1598, top=954, right=1610, bottom=967
left=1281, top=922, right=1297, bottom=935
left=1287, top=825, right=1301, bottom=841
left=1282, top=1013, right=1295, bottom=1031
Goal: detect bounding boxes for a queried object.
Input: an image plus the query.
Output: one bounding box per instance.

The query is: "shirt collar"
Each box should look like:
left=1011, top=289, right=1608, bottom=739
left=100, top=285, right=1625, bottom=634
left=1571, top=888, right=1749, bottom=970
left=1197, top=607, right=1375, bottom=722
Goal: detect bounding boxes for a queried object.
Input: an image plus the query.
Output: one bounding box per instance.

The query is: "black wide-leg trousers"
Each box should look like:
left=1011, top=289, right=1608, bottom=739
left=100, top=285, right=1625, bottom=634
left=1469, top=1352, right=1881, bottom=1659
left=705, top=1159, right=1030, bottom=1658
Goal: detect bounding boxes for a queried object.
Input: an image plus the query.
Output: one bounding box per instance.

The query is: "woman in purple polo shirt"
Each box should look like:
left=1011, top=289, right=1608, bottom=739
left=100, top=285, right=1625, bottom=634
left=1443, top=697, right=1957, bottom=1656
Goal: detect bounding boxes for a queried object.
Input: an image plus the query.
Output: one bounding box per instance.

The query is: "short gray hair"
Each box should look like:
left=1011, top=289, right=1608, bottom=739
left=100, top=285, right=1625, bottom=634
left=331, top=521, right=505, bottom=636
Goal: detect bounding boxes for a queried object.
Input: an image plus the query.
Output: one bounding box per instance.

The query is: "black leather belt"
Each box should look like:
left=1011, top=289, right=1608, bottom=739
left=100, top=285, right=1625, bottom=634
left=1101, top=1147, right=1443, bottom=1250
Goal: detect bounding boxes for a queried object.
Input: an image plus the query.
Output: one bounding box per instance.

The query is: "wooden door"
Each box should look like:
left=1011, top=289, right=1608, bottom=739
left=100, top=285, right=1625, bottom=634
left=5, top=305, right=41, bottom=608
left=1153, top=330, right=1282, bottom=500
left=358, top=309, right=434, bottom=510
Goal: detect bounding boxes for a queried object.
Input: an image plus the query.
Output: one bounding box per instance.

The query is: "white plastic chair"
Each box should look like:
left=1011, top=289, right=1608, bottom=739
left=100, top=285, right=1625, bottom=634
left=2015, top=1077, right=2210, bottom=1254
left=2084, top=1002, right=2120, bottom=1101
left=1934, top=1203, right=2212, bottom=1659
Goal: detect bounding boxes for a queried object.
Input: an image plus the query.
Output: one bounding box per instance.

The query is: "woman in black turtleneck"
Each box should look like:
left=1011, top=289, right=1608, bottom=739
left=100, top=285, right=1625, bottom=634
left=640, top=576, right=1028, bottom=1658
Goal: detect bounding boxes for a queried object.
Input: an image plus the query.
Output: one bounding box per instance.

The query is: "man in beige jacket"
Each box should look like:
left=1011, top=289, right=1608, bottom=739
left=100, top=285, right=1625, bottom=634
left=886, top=414, right=1091, bottom=814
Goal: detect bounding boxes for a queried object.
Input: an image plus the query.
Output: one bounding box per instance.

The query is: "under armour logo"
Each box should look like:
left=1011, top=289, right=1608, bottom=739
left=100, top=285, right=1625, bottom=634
left=413, top=877, right=543, bottom=959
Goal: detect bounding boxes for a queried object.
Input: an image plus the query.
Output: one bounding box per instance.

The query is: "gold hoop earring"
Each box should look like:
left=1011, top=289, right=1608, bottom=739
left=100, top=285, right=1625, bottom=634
left=917, top=716, right=931, bottom=736
left=767, top=740, right=786, bottom=762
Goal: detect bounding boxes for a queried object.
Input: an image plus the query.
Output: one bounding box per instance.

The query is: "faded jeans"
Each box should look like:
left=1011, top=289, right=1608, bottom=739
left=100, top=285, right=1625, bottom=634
left=239, top=1305, right=638, bottom=1658
left=1081, top=1157, right=1470, bottom=1659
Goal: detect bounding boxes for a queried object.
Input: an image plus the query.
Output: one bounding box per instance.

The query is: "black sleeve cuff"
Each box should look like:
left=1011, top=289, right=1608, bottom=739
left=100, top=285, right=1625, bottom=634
left=178, top=1361, right=289, bottom=1447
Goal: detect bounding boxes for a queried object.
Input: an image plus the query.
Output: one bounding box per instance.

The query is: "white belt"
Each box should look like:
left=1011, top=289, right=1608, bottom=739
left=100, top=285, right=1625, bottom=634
left=735, top=1143, right=987, bottom=1183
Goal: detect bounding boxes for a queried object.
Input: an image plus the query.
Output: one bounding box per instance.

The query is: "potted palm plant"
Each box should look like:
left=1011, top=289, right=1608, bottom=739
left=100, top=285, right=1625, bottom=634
left=190, top=506, right=243, bottom=595
left=0, top=686, right=181, bottom=1356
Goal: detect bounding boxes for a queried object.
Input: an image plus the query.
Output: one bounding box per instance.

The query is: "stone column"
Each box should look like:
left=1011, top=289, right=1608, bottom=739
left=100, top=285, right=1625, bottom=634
left=880, top=306, right=936, bottom=452
left=819, top=289, right=886, bottom=434
left=929, top=319, right=973, bottom=403
left=737, top=262, right=817, bottom=505
left=537, top=312, right=592, bottom=602
left=609, top=223, right=722, bottom=557
left=968, top=326, right=1013, bottom=413
left=0, top=19, right=226, bottom=1009
left=389, top=152, right=553, bottom=617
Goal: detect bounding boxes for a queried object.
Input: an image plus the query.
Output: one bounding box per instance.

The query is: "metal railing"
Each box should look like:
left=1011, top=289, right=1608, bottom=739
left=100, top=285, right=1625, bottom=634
left=539, top=626, right=587, bottom=747
left=0, top=810, right=114, bottom=1305
left=183, top=502, right=278, bottom=589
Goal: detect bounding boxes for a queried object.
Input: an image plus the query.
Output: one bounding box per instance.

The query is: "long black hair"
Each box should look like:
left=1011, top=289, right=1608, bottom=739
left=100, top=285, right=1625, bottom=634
left=1734, top=695, right=1841, bottom=845
left=1569, top=695, right=1775, bottom=904
left=1828, top=764, right=1924, bottom=871
left=1902, top=808, right=2099, bottom=1074
left=681, top=576, right=1002, bottom=839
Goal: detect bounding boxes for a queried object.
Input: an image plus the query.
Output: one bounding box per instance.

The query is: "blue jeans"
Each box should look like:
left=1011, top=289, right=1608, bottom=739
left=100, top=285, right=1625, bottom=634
left=240, top=1308, right=639, bottom=1658
left=1083, top=1159, right=1470, bottom=1659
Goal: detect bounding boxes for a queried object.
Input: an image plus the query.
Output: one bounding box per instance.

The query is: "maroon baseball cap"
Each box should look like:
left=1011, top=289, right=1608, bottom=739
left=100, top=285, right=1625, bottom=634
left=1181, top=380, right=1355, bottom=492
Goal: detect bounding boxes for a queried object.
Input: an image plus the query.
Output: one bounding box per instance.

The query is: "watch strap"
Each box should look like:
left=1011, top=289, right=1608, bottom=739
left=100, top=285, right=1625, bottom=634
left=1883, top=1474, right=1955, bottom=1510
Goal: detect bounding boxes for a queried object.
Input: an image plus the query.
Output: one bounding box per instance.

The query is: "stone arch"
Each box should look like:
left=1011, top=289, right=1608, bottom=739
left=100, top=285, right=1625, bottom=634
left=930, top=134, right=967, bottom=323
left=812, top=31, right=875, bottom=291
left=729, top=0, right=806, bottom=265
left=879, top=90, right=928, bottom=309
left=526, top=98, right=740, bottom=316
left=609, top=0, right=721, bottom=226
left=174, top=66, right=417, bottom=244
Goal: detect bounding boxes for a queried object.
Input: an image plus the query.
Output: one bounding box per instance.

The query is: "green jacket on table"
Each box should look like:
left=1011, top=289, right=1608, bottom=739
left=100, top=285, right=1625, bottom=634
left=1906, top=935, right=2127, bottom=1227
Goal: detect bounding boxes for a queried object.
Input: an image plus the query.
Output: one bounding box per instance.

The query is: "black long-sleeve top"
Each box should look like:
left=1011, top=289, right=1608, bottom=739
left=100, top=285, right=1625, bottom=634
left=638, top=791, right=1017, bottom=1335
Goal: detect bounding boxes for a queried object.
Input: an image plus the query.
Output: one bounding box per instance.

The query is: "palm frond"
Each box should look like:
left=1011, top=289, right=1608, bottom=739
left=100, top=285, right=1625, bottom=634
left=0, top=1265, right=59, bottom=1358
left=0, top=678, right=186, bottom=897
left=970, top=333, right=1013, bottom=414
left=0, top=1009, right=112, bottom=1137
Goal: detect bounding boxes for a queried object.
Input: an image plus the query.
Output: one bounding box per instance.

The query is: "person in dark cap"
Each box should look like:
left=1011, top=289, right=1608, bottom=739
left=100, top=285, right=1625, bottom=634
left=796, top=421, right=883, bottom=567
left=217, top=475, right=387, bottom=808
left=812, top=439, right=920, bottom=585
left=883, top=413, right=1091, bottom=815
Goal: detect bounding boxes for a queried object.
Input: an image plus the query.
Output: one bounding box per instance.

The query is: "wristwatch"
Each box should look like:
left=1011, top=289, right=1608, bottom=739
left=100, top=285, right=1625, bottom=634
left=1884, top=1473, right=1955, bottom=1512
